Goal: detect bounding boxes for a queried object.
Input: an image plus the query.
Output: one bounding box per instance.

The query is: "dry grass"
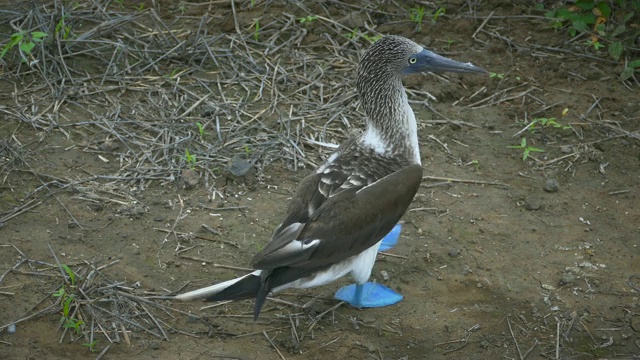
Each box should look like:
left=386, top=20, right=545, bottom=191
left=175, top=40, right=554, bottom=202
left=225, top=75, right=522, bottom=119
left=1, top=0, right=639, bottom=358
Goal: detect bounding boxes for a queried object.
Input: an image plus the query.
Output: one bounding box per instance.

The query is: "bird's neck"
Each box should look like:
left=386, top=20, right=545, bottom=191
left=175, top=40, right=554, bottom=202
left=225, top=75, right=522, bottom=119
left=359, top=78, right=421, bottom=165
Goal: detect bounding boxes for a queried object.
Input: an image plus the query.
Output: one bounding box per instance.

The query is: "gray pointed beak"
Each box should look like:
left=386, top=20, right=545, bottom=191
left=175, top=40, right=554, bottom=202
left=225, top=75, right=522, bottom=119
left=410, top=49, right=486, bottom=74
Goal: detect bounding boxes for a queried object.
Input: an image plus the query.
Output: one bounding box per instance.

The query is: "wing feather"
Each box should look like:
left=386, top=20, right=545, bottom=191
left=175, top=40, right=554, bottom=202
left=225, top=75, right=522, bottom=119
left=251, top=164, right=423, bottom=270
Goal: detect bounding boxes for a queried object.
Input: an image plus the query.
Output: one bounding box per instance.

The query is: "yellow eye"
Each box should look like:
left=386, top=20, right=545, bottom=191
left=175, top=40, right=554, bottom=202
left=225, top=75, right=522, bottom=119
left=409, top=57, right=417, bottom=64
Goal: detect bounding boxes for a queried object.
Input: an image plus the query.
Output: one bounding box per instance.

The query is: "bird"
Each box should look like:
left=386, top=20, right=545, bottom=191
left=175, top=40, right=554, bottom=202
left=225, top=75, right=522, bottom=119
left=175, top=35, right=485, bottom=319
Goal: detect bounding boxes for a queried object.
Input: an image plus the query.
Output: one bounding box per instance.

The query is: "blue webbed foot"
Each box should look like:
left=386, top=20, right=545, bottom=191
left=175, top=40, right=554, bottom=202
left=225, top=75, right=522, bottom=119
left=379, top=223, right=402, bottom=252
left=334, top=282, right=403, bottom=308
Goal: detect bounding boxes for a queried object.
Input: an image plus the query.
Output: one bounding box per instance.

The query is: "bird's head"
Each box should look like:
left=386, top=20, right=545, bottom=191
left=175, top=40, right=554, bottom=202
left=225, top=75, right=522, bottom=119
left=358, top=35, right=486, bottom=80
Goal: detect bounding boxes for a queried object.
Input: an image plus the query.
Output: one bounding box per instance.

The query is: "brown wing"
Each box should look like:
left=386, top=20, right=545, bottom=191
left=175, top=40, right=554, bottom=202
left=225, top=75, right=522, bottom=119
left=251, top=164, right=423, bottom=270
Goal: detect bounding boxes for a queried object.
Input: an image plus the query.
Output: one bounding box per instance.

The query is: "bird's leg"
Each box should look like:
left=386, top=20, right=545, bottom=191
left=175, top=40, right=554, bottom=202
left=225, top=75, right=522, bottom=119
left=334, top=224, right=404, bottom=308
left=354, top=283, right=364, bottom=304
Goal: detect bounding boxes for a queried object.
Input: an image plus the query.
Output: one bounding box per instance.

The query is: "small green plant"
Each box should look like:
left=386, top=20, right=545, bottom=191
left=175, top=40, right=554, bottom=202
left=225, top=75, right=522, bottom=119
left=489, top=72, right=505, bottom=79
left=343, top=28, right=381, bottom=44
left=52, top=264, right=86, bottom=336
left=409, top=6, right=426, bottom=32
left=61, top=263, right=76, bottom=286
left=253, top=19, right=260, bottom=42
left=362, top=33, right=382, bottom=44
left=83, top=340, right=98, bottom=352
left=345, top=28, right=358, bottom=39
left=621, top=59, right=640, bottom=81
left=196, top=122, right=207, bottom=138
left=184, top=149, right=196, bottom=168
left=64, top=317, right=84, bottom=334
left=0, top=31, right=48, bottom=63
left=55, top=15, right=71, bottom=40
left=508, top=138, right=544, bottom=161
left=543, top=1, right=640, bottom=79
left=430, top=7, right=446, bottom=23
left=529, top=117, right=572, bottom=132
left=298, top=15, right=318, bottom=24
left=444, top=38, right=455, bottom=50
left=243, top=144, right=252, bottom=156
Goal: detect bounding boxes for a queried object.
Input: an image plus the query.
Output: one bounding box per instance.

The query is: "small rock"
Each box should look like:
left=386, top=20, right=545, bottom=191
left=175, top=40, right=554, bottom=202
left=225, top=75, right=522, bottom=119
left=153, top=216, right=164, bottom=222
left=524, top=202, right=541, bottom=211
left=448, top=249, right=460, bottom=257
left=88, top=203, right=103, bottom=212
left=517, top=47, right=532, bottom=56
left=227, top=155, right=255, bottom=177
left=7, top=323, right=16, bottom=334
left=149, top=341, right=161, bottom=350
left=544, top=179, right=560, bottom=192
left=560, top=272, right=576, bottom=285
left=477, top=282, right=483, bottom=288
left=462, top=265, right=472, bottom=275
left=180, top=169, right=200, bottom=189
left=560, top=145, right=572, bottom=154
left=480, top=340, right=490, bottom=348
left=380, top=270, right=390, bottom=281
left=98, top=140, right=120, bottom=152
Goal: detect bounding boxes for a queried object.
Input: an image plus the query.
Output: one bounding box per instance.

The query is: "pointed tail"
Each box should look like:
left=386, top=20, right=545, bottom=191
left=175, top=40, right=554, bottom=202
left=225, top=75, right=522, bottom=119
left=175, top=270, right=262, bottom=303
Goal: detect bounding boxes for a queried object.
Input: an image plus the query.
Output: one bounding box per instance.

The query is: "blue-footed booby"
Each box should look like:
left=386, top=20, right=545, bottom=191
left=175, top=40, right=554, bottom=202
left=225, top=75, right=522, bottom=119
left=176, top=35, right=485, bottom=319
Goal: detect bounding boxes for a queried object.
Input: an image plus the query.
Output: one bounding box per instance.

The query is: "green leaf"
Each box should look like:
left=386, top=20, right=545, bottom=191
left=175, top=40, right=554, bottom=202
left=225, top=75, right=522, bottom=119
left=61, top=264, right=76, bottom=286
left=20, top=41, right=35, bottom=54
left=576, top=0, right=595, bottom=10
left=544, top=9, right=557, bottom=19
left=596, top=2, right=611, bottom=17
left=572, top=21, right=589, bottom=32
left=555, top=8, right=573, bottom=20
left=573, top=12, right=596, bottom=25
left=620, top=67, right=634, bottom=80
left=609, top=41, right=623, bottom=60
left=10, top=33, right=24, bottom=45
left=629, top=59, right=640, bottom=68
left=535, top=3, right=544, bottom=11
left=611, top=24, right=626, bottom=38
left=31, top=31, right=48, bottom=39
left=623, top=12, right=635, bottom=23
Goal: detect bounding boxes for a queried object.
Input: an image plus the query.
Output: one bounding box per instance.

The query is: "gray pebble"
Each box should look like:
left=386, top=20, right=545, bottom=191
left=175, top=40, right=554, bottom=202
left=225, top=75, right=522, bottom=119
left=544, top=179, right=560, bottom=192
left=448, top=249, right=460, bottom=257
left=7, top=323, right=16, bottom=334
left=380, top=270, right=390, bottom=281
left=560, top=272, right=576, bottom=285
left=525, top=202, right=541, bottom=211
left=560, top=145, right=572, bottom=154
left=462, top=265, right=472, bottom=275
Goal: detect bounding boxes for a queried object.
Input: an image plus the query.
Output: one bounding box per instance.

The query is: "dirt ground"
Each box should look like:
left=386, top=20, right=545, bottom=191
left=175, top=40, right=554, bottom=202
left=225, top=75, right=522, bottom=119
left=1, top=0, right=639, bottom=359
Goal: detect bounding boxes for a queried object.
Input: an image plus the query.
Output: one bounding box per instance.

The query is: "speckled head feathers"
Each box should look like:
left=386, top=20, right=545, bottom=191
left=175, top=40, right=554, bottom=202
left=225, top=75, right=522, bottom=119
left=357, top=36, right=424, bottom=83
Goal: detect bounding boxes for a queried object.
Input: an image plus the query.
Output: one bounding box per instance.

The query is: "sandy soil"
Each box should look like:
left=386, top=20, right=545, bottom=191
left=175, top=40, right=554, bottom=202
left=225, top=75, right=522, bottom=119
left=1, top=1, right=639, bottom=359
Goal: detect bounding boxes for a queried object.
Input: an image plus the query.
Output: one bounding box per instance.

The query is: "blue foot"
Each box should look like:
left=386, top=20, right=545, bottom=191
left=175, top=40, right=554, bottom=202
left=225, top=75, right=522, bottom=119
left=334, top=282, right=403, bottom=308
left=379, top=223, right=402, bottom=252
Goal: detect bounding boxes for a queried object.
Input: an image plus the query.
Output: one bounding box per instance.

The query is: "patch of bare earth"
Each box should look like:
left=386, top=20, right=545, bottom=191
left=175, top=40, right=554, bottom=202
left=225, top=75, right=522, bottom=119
left=1, top=1, right=639, bottom=359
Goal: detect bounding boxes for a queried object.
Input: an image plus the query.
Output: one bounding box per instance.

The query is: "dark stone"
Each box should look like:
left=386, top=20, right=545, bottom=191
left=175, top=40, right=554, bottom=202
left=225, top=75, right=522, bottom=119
left=544, top=179, right=560, bottom=192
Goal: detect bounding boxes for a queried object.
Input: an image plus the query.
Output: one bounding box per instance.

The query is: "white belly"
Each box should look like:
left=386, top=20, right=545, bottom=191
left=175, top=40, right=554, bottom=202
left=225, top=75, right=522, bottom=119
left=273, top=240, right=382, bottom=292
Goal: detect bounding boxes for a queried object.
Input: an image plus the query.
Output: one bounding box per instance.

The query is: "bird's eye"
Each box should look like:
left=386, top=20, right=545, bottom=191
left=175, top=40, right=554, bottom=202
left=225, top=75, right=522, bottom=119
left=409, top=57, right=417, bottom=64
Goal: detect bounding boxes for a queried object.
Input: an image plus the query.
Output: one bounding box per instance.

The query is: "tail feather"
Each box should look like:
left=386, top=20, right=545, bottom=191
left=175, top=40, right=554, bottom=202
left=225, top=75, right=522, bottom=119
left=175, top=270, right=261, bottom=302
